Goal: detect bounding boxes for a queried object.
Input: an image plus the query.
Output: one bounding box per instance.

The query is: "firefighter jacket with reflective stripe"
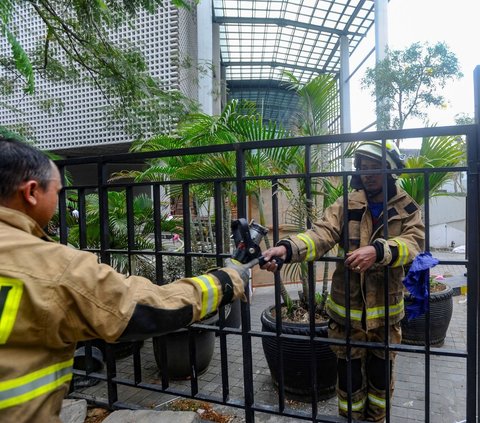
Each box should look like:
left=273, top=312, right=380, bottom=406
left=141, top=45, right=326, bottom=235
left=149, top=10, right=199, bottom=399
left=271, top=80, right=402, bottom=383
left=282, top=186, right=424, bottom=330
left=0, top=206, right=244, bottom=422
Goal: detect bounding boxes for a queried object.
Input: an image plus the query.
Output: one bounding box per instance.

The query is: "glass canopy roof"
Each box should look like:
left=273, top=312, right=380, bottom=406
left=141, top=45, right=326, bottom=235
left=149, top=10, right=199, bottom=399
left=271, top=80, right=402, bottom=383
left=212, top=0, right=376, bottom=128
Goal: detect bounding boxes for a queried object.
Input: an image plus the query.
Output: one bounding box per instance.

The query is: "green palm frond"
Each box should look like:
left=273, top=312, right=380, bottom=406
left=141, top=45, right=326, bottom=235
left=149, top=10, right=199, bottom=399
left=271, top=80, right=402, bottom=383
left=283, top=71, right=339, bottom=137
left=399, top=135, right=465, bottom=204
left=130, top=135, right=183, bottom=152
left=67, top=191, right=180, bottom=258
left=181, top=153, right=235, bottom=180
left=321, top=178, right=345, bottom=209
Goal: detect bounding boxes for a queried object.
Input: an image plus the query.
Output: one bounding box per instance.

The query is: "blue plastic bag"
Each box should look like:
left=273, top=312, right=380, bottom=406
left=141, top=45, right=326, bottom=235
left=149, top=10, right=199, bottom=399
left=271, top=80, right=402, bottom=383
left=402, top=252, right=439, bottom=320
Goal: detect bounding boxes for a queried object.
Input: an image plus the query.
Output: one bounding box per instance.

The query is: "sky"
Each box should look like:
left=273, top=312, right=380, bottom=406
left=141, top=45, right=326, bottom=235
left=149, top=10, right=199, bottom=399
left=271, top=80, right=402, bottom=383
left=349, top=0, right=480, bottom=133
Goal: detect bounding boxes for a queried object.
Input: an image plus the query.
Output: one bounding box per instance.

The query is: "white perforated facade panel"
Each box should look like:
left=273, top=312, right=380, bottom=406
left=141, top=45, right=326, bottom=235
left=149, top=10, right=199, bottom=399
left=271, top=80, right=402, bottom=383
left=0, top=2, right=198, bottom=153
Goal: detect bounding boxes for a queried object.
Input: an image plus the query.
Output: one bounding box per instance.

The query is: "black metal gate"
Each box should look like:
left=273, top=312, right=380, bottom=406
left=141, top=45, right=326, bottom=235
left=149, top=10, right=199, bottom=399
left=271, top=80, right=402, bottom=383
left=60, top=67, right=480, bottom=422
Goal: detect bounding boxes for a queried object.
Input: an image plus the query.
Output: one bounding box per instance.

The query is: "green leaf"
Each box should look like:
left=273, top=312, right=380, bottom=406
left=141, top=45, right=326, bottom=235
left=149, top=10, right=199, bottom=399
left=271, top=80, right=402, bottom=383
left=4, top=26, right=34, bottom=93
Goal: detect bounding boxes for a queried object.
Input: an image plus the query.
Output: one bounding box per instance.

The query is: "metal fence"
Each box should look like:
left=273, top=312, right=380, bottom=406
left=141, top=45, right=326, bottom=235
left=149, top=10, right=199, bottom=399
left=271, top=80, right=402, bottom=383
left=60, top=74, right=480, bottom=423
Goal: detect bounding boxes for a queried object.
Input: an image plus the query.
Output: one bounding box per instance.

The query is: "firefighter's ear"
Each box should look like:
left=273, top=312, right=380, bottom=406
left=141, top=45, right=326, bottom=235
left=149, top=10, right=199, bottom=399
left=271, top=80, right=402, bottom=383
left=20, top=180, right=40, bottom=206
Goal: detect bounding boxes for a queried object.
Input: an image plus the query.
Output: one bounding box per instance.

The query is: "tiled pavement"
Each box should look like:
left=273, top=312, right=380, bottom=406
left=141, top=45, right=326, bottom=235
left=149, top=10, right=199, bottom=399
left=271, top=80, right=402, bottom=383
left=73, top=250, right=470, bottom=422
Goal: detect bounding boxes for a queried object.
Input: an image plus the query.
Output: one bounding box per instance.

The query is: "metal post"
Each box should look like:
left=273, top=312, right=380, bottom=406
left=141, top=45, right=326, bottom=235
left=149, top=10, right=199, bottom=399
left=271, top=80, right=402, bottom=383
left=374, top=0, right=389, bottom=130
left=340, top=35, right=352, bottom=135
left=469, top=64, right=480, bottom=422
left=236, top=147, right=255, bottom=423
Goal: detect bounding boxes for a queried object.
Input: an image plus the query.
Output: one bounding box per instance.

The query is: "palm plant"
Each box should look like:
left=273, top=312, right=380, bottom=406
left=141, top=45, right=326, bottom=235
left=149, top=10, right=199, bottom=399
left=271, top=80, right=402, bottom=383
left=114, top=99, right=295, bottom=257
left=398, top=134, right=466, bottom=205
left=278, top=72, right=341, bottom=311
left=66, top=191, right=181, bottom=278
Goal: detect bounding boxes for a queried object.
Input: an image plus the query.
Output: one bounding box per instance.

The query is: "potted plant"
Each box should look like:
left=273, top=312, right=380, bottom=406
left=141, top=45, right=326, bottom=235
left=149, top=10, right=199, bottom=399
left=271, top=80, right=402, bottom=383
left=150, top=255, right=220, bottom=380
left=401, top=275, right=454, bottom=347
left=259, top=189, right=338, bottom=399
left=260, top=295, right=337, bottom=399
left=111, top=100, right=300, bottom=378
left=259, top=73, right=342, bottom=400
left=396, top=134, right=465, bottom=347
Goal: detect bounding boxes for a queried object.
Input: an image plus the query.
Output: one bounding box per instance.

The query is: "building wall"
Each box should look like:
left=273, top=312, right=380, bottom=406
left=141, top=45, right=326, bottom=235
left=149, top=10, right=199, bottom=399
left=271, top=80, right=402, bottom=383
left=428, top=196, right=466, bottom=248
left=0, top=2, right=199, bottom=153
left=178, top=7, right=199, bottom=103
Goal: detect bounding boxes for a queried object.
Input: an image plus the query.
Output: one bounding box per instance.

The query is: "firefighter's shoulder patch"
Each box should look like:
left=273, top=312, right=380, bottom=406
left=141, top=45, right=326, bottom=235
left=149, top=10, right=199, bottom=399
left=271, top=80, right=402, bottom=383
left=404, top=202, right=418, bottom=214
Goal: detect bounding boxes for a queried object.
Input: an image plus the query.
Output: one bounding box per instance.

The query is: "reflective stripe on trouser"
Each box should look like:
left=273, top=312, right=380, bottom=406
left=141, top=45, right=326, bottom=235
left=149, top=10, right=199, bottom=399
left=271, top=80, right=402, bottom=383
left=326, top=296, right=363, bottom=322
left=367, top=386, right=388, bottom=422
left=337, top=387, right=367, bottom=421
left=190, top=274, right=219, bottom=318
left=336, top=373, right=390, bottom=421
left=327, top=295, right=404, bottom=324
left=0, top=359, right=73, bottom=409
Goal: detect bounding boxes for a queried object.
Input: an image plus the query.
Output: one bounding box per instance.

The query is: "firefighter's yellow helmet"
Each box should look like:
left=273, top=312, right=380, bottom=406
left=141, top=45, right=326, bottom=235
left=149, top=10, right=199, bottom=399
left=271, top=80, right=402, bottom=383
left=354, top=140, right=405, bottom=173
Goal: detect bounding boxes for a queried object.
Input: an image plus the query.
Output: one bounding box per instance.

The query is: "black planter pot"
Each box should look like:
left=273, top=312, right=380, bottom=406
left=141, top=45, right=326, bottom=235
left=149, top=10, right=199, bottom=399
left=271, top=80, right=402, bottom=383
left=223, top=298, right=241, bottom=328
left=261, top=305, right=337, bottom=400
left=152, top=313, right=217, bottom=380
left=401, top=284, right=454, bottom=347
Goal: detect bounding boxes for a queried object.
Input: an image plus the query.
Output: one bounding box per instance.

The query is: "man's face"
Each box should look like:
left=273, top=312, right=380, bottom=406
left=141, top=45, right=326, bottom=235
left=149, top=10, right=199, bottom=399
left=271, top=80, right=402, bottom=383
left=359, top=157, right=383, bottom=195
left=33, top=163, right=62, bottom=228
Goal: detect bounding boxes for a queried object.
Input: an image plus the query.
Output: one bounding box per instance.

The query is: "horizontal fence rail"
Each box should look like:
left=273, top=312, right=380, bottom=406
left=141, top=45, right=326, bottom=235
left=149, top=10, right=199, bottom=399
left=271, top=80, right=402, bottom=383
left=58, top=123, right=479, bottom=422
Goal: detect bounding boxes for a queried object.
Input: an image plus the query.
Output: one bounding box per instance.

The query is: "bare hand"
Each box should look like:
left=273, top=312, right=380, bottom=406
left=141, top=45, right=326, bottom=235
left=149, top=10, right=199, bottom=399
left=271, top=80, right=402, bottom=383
left=261, top=246, right=287, bottom=272
left=344, top=246, right=376, bottom=273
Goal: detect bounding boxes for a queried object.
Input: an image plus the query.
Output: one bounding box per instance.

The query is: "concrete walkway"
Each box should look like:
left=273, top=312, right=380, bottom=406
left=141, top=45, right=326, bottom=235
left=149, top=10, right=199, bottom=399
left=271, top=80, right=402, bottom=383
left=69, top=250, right=470, bottom=422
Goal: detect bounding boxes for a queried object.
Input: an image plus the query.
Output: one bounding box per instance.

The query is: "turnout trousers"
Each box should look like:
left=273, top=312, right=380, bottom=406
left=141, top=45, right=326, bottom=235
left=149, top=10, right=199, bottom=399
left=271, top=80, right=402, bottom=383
left=328, top=320, right=401, bottom=422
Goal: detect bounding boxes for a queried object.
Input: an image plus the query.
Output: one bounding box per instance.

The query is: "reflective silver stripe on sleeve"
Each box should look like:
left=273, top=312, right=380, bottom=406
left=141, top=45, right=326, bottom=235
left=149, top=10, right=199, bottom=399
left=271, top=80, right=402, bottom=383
left=297, top=233, right=316, bottom=261
left=0, top=359, right=73, bottom=409
left=191, top=274, right=219, bottom=318
left=392, top=239, right=409, bottom=266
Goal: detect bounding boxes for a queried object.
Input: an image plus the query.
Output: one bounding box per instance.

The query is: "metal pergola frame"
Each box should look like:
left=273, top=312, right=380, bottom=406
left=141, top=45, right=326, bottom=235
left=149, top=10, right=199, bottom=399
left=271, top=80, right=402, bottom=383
left=212, top=0, right=378, bottom=129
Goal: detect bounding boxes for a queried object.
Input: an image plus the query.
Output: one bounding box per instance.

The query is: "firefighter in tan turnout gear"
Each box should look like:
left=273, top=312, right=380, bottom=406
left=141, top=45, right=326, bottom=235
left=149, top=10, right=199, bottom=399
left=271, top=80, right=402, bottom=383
left=262, top=140, right=425, bottom=422
left=0, top=137, right=253, bottom=423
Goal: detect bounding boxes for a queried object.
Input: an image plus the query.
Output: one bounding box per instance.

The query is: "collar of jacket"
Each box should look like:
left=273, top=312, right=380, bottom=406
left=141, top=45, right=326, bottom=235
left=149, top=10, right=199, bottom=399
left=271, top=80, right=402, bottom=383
left=348, top=185, right=412, bottom=212
left=0, top=205, right=51, bottom=240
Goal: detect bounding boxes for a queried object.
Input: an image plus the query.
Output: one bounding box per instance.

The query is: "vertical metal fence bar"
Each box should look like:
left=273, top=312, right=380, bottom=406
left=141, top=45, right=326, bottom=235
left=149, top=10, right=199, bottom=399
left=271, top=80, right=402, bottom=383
left=98, top=160, right=111, bottom=266
left=152, top=184, right=164, bottom=286
left=180, top=182, right=199, bottom=394
left=126, top=186, right=134, bottom=275
left=213, top=181, right=224, bottom=264
left=475, top=65, right=480, bottom=423
left=380, top=138, right=391, bottom=422
left=97, top=160, right=117, bottom=406
left=213, top=181, right=231, bottom=403
left=305, top=144, right=319, bottom=420
left=58, top=165, right=68, bottom=245
left=104, top=344, right=118, bottom=409
left=467, top=64, right=480, bottom=422
left=236, top=146, right=255, bottom=423
left=132, top=341, right=142, bottom=385
left=125, top=185, right=144, bottom=385
left=182, top=182, right=192, bottom=277
left=342, top=169, right=352, bottom=422
left=189, top=329, right=199, bottom=396
left=423, top=170, right=431, bottom=423
left=271, top=178, right=286, bottom=413
left=152, top=184, right=169, bottom=390
left=78, top=188, right=87, bottom=249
